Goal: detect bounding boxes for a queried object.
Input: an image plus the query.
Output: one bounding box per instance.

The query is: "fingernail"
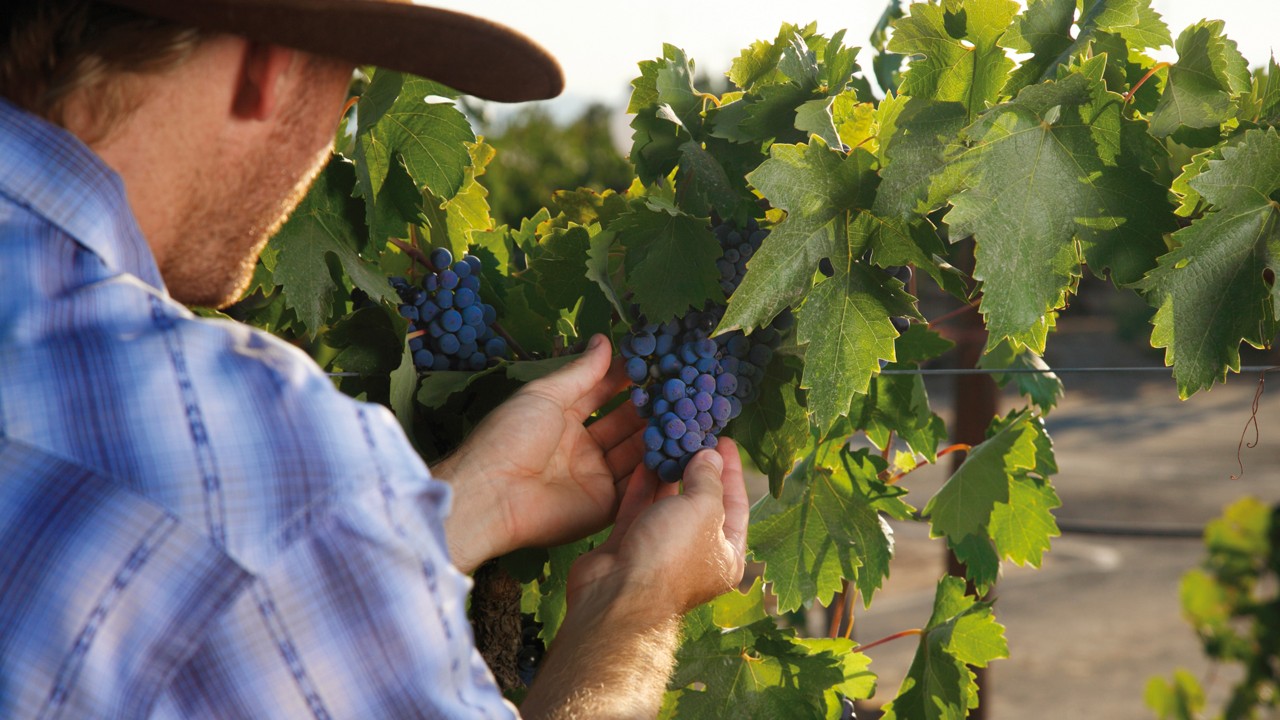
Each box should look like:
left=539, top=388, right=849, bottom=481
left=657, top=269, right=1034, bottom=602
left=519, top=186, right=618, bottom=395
left=696, top=449, right=723, bottom=475
left=589, top=334, right=607, bottom=351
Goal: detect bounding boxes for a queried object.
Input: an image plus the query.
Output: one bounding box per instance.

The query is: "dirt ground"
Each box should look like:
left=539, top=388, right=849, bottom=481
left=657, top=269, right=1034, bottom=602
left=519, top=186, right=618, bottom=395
left=746, top=313, right=1280, bottom=719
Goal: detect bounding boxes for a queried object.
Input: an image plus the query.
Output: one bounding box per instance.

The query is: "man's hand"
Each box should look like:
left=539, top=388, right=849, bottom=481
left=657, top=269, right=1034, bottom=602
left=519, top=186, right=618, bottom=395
left=435, top=334, right=647, bottom=573
left=520, top=442, right=749, bottom=720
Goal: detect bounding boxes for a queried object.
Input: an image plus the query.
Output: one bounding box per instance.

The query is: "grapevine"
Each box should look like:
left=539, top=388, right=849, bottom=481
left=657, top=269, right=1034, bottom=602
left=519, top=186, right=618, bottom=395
left=232, top=1, right=1280, bottom=717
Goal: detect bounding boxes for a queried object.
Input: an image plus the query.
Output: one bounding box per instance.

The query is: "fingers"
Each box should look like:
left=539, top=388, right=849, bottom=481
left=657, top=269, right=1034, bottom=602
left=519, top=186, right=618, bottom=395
left=680, top=449, right=726, bottom=508
left=568, top=347, right=631, bottom=422
left=522, top=334, right=615, bottom=413
left=716, top=439, right=749, bottom=554
left=603, top=464, right=661, bottom=551
left=587, top=400, right=645, bottom=451
left=603, top=427, right=646, bottom=481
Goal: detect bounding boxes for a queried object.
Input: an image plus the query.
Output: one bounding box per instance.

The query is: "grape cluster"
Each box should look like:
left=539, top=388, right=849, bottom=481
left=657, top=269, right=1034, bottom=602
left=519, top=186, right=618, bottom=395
left=391, top=247, right=509, bottom=371
left=517, top=613, right=545, bottom=687
left=713, top=217, right=768, bottom=295
left=624, top=220, right=792, bottom=482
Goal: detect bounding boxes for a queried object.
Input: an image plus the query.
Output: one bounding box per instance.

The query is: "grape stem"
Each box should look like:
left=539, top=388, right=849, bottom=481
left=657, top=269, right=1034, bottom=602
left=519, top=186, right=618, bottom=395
left=926, top=299, right=980, bottom=330
left=339, top=95, right=360, bottom=123
left=492, top=322, right=534, bottom=362
left=857, top=628, right=924, bottom=653
left=827, top=580, right=852, bottom=639
left=886, top=443, right=972, bottom=485
left=1123, top=62, right=1171, bottom=105
left=390, top=237, right=435, bottom=272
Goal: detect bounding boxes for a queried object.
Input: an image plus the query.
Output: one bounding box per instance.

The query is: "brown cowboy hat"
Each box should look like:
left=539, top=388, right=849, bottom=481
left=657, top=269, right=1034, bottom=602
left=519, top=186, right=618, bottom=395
left=102, top=0, right=563, bottom=102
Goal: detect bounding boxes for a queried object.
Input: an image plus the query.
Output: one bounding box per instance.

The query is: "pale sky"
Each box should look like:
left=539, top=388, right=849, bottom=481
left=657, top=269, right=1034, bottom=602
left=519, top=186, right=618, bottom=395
left=430, top=1, right=1280, bottom=115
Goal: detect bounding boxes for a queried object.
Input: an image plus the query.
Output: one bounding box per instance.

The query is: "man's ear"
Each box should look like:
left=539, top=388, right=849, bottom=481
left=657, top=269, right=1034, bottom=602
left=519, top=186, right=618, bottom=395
left=231, top=42, right=298, bottom=120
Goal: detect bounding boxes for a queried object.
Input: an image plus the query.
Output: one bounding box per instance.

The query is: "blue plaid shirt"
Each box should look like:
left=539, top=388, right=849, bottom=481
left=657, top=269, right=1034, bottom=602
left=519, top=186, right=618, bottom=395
left=0, top=99, right=515, bottom=719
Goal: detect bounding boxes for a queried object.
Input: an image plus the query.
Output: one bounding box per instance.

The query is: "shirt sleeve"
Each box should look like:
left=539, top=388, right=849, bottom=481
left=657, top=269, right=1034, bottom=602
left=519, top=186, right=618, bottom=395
left=151, top=478, right=518, bottom=720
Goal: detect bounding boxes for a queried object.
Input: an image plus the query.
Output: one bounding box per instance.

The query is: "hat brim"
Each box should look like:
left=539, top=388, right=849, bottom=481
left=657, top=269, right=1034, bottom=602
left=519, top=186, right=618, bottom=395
left=102, top=0, right=563, bottom=102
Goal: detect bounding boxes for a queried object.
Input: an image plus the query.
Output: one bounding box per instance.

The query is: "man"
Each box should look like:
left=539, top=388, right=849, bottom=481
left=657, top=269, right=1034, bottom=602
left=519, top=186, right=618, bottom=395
left=0, top=1, right=748, bottom=718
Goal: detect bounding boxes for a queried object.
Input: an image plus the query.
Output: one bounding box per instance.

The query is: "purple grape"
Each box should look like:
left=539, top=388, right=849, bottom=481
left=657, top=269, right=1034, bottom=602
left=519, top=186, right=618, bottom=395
left=663, top=379, right=686, bottom=403
left=631, top=332, right=657, bottom=356
left=644, top=426, right=663, bottom=451
left=693, top=391, right=713, bottom=412
left=631, top=387, right=650, bottom=409
left=662, top=414, right=686, bottom=439
left=716, top=373, right=738, bottom=396
left=429, top=247, right=453, bottom=270
left=441, top=309, right=463, bottom=333
left=674, top=397, right=697, bottom=420
left=626, top=357, right=649, bottom=383
left=439, top=333, right=460, bottom=355
left=679, top=365, right=699, bottom=385
left=679, top=431, right=703, bottom=453
left=710, top=396, right=732, bottom=423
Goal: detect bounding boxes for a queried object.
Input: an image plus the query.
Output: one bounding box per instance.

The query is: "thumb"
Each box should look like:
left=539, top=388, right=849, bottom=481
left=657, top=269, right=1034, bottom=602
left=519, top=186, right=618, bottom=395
left=681, top=449, right=725, bottom=502
left=523, top=334, right=616, bottom=411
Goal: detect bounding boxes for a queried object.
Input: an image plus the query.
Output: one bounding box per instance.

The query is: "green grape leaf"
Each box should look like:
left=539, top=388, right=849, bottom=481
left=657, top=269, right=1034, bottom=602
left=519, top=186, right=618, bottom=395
left=1139, top=128, right=1280, bottom=397
left=857, top=209, right=970, bottom=300
left=797, top=263, right=917, bottom=434
left=730, top=354, right=811, bottom=497
left=749, top=450, right=896, bottom=612
left=977, top=339, right=1064, bottom=412
left=325, top=305, right=404, bottom=375
left=629, top=45, right=702, bottom=184
left=421, top=142, right=496, bottom=260
left=525, top=225, right=595, bottom=311
left=366, top=156, right=424, bottom=245
left=271, top=157, right=395, bottom=334
left=711, top=577, right=769, bottom=629
left=1002, top=0, right=1170, bottom=94
left=882, top=576, right=1008, bottom=720
left=671, top=620, right=849, bottom=718
left=944, top=70, right=1174, bottom=351
left=872, top=98, right=968, bottom=221
left=1145, top=669, right=1207, bottom=720
left=893, top=323, right=956, bottom=365
left=1238, top=56, right=1280, bottom=126
left=388, top=342, right=418, bottom=443
left=614, top=203, right=722, bottom=323
left=989, top=477, right=1062, bottom=566
left=352, top=70, right=474, bottom=203
left=676, top=141, right=744, bottom=220
left=889, top=0, right=1020, bottom=121
left=721, top=140, right=878, bottom=334
left=1149, top=20, right=1251, bottom=138
left=924, top=412, right=1040, bottom=543
left=849, top=371, right=947, bottom=463
left=949, top=534, right=1001, bottom=596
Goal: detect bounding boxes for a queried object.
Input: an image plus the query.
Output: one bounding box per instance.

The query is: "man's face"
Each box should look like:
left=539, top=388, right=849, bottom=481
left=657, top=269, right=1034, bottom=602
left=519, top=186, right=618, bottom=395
left=162, top=59, right=352, bottom=308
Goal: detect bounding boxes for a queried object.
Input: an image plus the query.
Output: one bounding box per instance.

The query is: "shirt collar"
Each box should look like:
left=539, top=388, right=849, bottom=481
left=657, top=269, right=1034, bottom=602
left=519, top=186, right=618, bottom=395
left=0, top=98, right=166, bottom=292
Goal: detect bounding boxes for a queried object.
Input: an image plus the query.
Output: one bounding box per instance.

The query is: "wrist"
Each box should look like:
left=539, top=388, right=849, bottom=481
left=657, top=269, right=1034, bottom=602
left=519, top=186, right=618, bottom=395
left=433, top=450, right=510, bottom=574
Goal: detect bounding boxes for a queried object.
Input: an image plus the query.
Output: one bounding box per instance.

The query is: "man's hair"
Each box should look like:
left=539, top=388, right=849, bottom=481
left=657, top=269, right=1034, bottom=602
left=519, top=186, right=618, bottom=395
left=1, top=0, right=205, bottom=141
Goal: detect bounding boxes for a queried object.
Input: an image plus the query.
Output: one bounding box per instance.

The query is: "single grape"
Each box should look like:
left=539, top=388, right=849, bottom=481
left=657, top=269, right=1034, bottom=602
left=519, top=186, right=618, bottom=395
left=643, top=426, right=663, bottom=451
left=626, top=357, right=649, bottom=383
left=631, top=332, right=657, bottom=356
left=429, top=247, right=453, bottom=271
left=441, top=309, right=463, bottom=333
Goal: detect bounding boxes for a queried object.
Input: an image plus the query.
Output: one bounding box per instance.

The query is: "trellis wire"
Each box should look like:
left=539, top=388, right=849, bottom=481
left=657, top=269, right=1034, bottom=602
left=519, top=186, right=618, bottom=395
left=326, top=365, right=1280, bottom=378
